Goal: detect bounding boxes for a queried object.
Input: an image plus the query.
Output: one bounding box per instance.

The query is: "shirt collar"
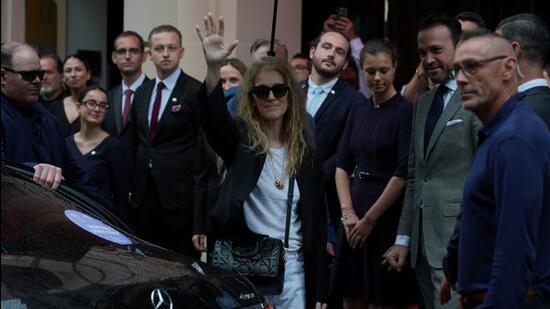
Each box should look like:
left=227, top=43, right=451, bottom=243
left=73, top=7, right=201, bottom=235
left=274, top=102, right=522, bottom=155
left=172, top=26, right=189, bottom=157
left=444, top=78, right=457, bottom=92
left=122, top=73, right=146, bottom=93
left=478, top=92, right=525, bottom=143
left=307, top=76, right=339, bottom=93
left=518, top=78, right=549, bottom=92
left=155, top=69, right=181, bottom=91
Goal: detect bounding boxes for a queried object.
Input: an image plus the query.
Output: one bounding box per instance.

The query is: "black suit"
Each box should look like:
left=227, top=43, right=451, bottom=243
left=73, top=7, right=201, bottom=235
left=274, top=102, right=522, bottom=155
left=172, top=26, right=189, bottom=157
left=523, top=85, right=550, bottom=128
left=302, top=79, right=368, bottom=229
left=127, top=70, right=203, bottom=256
left=104, top=76, right=150, bottom=147
left=198, top=83, right=328, bottom=308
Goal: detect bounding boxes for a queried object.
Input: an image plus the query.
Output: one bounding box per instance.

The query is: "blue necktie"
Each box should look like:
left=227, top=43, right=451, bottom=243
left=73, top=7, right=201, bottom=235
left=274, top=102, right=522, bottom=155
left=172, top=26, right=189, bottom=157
left=424, top=85, right=448, bottom=154
left=307, top=86, right=324, bottom=117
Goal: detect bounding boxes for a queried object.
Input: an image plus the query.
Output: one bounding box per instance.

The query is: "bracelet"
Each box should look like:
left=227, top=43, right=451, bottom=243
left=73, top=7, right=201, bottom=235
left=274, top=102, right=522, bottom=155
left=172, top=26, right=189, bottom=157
left=340, top=211, right=356, bottom=222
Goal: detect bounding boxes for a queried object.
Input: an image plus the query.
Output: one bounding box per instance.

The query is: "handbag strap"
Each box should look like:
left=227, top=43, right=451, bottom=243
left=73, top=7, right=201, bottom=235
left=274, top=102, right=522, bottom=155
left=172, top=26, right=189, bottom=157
left=284, top=175, right=295, bottom=248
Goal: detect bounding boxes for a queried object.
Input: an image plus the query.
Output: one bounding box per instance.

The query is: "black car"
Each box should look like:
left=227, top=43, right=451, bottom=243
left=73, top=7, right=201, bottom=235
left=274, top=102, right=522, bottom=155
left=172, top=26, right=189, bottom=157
left=1, top=162, right=268, bottom=308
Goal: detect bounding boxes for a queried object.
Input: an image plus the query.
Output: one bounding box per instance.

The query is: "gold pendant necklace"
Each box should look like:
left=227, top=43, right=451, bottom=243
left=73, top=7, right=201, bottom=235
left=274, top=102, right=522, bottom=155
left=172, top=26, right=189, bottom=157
left=269, top=149, right=286, bottom=190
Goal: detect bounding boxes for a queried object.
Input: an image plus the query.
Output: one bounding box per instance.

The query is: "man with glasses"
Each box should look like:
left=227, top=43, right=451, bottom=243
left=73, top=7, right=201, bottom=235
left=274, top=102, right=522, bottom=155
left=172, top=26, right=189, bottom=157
left=382, top=15, right=480, bottom=309
left=452, top=29, right=550, bottom=308
left=1, top=42, right=87, bottom=190
left=104, top=31, right=149, bottom=145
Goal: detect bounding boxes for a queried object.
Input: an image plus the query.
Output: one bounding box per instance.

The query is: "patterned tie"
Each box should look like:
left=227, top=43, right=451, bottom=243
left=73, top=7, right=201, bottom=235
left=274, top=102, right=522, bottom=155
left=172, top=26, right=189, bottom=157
left=424, top=84, right=448, bottom=154
left=149, top=81, right=165, bottom=139
left=307, top=86, right=324, bottom=117
left=121, top=88, right=133, bottom=128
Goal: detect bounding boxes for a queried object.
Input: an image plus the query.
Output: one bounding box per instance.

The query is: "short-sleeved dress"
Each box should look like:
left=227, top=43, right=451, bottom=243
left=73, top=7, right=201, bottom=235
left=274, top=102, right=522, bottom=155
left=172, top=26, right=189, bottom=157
left=66, top=135, right=130, bottom=215
left=330, top=93, right=418, bottom=305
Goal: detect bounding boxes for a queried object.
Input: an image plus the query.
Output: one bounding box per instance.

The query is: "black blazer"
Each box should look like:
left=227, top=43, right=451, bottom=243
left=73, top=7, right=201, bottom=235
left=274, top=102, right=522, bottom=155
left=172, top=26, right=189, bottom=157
left=128, top=70, right=203, bottom=210
left=523, top=85, right=550, bottom=128
left=198, top=83, right=328, bottom=307
left=301, top=79, right=367, bottom=178
left=104, top=77, right=150, bottom=144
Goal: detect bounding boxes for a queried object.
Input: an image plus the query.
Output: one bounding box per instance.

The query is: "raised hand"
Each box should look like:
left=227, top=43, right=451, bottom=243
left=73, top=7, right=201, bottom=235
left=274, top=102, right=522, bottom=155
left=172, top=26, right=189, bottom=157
left=195, top=13, right=239, bottom=66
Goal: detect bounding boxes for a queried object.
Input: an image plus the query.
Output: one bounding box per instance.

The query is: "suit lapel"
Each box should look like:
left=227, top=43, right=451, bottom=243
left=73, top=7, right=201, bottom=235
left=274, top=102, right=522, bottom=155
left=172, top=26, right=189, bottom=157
left=154, top=71, right=187, bottom=140
left=313, top=79, right=343, bottom=122
left=112, top=86, right=123, bottom=134
left=120, top=77, right=149, bottom=136
left=425, top=90, right=462, bottom=158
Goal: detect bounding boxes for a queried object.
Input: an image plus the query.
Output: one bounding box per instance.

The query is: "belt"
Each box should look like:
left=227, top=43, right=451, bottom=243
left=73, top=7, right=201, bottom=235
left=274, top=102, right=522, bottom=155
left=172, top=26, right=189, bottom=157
left=353, top=170, right=391, bottom=182
left=461, top=288, right=537, bottom=308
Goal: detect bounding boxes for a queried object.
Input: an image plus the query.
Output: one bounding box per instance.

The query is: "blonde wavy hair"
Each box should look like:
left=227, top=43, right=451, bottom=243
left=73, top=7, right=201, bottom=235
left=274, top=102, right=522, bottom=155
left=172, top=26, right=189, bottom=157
left=236, top=58, right=310, bottom=177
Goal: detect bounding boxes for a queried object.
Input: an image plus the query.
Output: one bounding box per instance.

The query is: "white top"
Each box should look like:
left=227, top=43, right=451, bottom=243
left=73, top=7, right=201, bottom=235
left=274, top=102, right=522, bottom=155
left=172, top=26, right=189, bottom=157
left=306, top=77, right=339, bottom=117
left=148, top=69, right=181, bottom=125
left=121, top=73, right=146, bottom=115
left=243, top=147, right=303, bottom=250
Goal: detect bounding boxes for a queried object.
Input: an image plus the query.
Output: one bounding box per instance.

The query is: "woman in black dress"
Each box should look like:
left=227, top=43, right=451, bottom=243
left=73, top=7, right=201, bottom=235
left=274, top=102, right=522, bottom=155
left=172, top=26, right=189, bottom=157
left=65, top=85, right=130, bottom=216
left=331, top=39, right=418, bottom=308
left=50, top=54, right=92, bottom=136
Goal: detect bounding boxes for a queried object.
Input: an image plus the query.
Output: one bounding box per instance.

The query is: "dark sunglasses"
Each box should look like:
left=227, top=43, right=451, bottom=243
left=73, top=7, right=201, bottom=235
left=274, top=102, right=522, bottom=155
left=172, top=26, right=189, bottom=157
left=3, top=67, right=46, bottom=82
left=250, top=84, right=289, bottom=99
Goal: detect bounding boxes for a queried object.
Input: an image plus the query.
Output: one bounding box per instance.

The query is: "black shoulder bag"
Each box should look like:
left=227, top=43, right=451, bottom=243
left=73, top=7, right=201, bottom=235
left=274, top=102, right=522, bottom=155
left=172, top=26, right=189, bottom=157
left=208, top=176, right=295, bottom=295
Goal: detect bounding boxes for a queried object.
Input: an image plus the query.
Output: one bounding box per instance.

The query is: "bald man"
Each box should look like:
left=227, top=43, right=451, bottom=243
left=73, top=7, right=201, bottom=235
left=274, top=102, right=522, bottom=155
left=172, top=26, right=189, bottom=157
left=1, top=42, right=88, bottom=190
left=453, top=30, right=550, bottom=308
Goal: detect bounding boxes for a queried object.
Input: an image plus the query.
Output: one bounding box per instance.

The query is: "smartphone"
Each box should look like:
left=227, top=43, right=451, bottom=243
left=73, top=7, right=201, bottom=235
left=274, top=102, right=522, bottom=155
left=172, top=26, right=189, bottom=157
left=335, top=6, right=348, bottom=19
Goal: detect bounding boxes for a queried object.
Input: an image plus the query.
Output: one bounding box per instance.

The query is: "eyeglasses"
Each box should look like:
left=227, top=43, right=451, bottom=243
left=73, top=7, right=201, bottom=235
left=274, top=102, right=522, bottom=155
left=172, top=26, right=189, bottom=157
left=114, top=48, right=142, bottom=56
left=3, top=67, right=46, bottom=82
left=250, top=84, right=289, bottom=99
left=453, top=55, right=508, bottom=76
left=82, top=100, right=109, bottom=112
left=292, top=65, right=309, bottom=72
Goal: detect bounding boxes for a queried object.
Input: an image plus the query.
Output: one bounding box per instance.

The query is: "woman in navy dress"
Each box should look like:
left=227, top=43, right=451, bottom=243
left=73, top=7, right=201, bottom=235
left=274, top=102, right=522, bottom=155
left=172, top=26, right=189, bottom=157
left=65, top=85, right=130, bottom=216
left=331, top=39, right=418, bottom=308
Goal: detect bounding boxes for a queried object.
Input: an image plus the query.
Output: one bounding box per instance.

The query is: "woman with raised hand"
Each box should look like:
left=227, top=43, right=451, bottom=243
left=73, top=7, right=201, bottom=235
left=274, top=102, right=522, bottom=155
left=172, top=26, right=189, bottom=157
left=195, top=13, right=328, bottom=309
left=65, top=85, right=130, bottom=217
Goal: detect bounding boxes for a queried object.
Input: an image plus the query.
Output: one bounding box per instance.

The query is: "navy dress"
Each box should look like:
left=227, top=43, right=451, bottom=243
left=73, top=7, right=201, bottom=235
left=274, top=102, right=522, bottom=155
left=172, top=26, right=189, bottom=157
left=66, top=135, right=130, bottom=215
left=50, top=100, right=81, bottom=137
left=330, top=93, right=418, bottom=305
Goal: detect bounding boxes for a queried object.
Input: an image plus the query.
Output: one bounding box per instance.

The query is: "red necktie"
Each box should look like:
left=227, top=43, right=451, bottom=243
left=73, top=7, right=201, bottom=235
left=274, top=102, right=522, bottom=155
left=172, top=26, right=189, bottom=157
left=149, top=81, right=165, bottom=138
left=121, top=88, right=133, bottom=128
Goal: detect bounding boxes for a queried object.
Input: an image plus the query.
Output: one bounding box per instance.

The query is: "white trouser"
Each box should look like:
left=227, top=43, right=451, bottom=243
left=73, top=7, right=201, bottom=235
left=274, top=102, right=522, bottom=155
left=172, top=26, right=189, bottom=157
left=265, top=250, right=305, bottom=309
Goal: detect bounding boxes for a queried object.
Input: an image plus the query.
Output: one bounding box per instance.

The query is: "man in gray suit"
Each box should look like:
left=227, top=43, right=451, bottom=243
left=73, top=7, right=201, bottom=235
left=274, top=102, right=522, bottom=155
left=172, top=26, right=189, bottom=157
left=382, top=14, right=480, bottom=309
left=104, top=31, right=148, bottom=147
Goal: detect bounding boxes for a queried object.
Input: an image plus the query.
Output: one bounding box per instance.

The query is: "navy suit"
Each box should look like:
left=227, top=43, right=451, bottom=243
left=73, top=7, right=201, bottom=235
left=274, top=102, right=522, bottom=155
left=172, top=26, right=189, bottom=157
left=1, top=93, right=89, bottom=190
left=301, top=79, right=368, bottom=228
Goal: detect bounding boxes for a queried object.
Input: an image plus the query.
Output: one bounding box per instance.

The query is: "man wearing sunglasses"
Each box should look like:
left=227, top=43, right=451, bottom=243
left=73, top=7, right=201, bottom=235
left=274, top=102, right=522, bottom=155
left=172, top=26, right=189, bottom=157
left=452, top=30, right=550, bottom=309
left=1, top=42, right=88, bottom=190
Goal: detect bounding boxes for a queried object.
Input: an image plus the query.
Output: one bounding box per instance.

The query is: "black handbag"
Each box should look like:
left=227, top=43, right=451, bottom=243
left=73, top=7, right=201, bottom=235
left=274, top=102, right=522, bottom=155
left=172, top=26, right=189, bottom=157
left=208, top=176, right=295, bottom=295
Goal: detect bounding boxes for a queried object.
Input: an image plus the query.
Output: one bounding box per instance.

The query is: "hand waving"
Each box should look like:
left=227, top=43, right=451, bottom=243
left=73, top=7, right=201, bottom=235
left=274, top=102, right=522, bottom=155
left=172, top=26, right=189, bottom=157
left=195, top=13, right=239, bottom=66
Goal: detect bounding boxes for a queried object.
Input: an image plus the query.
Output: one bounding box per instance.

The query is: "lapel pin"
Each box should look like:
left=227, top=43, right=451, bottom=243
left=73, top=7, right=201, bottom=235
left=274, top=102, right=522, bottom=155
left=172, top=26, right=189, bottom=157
left=91, top=151, right=96, bottom=156
left=171, top=104, right=182, bottom=112
left=171, top=97, right=177, bottom=102
left=330, top=90, right=335, bottom=94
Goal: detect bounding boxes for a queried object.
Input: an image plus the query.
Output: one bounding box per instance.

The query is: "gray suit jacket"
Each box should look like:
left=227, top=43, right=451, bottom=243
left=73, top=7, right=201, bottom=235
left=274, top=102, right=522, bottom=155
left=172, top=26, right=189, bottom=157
left=397, top=85, right=480, bottom=268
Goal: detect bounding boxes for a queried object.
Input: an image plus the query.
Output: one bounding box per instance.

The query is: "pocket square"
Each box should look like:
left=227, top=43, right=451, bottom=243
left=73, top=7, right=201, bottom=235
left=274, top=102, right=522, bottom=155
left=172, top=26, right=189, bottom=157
left=171, top=104, right=182, bottom=113
left=446, top=119, right=463, bottom=127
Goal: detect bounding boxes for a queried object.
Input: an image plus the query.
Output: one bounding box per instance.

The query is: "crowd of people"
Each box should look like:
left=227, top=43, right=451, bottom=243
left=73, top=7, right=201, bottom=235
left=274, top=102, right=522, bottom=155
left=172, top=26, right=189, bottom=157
left=1, top=8, right=549, bottom=309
